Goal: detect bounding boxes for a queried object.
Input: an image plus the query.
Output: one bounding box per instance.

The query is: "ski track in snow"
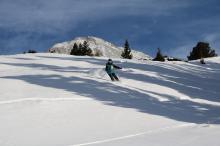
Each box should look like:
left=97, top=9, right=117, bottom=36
left=68, top=123, right=196, bottom=146
left=0, top=97, right=92, bottom=105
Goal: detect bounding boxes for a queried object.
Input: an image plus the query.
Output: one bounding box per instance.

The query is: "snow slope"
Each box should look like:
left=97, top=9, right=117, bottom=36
left=48, top=36, right=151, bottom=60
left=0, top=53, right=220, bottom=146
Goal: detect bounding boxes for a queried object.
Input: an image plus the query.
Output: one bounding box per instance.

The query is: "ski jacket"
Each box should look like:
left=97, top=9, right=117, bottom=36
left=105, top=63, right=121, bottom=74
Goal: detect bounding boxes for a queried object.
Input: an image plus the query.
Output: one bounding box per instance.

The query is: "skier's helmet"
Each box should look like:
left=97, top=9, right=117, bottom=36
left=108, top=59, right=113, bottom=64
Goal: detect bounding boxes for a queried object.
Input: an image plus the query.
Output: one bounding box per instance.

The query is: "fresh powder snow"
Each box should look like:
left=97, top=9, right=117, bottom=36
left=0, top=53, right=220, bottom=146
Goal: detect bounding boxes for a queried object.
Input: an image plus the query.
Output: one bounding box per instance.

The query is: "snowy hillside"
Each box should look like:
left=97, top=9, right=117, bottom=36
left=48, top=36, right=151, bottom=60
left=0, top=53, right=220, bottom=146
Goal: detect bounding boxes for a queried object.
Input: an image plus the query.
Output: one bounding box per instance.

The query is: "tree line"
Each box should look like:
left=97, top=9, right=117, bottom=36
left=69, top=39, right=133, bottom=59
left=69, top=39, right=218, bottom=63
left=70, top=41, right=103, bottom=57
left=121, top=40, right=217, bottom=63
left=152, top=42, right=217, bottom=63
left=70, top=41, right=93, bottom=56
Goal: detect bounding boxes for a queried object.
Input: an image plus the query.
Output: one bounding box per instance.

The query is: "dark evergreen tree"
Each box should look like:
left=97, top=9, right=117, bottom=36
left=121, top=40, right=133, bottom=59
left=78, top=43, right=83, bottom=55
left=153, top=48, right=165, bottom=62
left=187, top=42, right=217, bottom=60
left=86, top=47, right=93, bottom=56
left=70, top=43, right=79, bottom=55
left=82, top=41, right=93, bottom=56
left=27, top=50, right=37, bottom=53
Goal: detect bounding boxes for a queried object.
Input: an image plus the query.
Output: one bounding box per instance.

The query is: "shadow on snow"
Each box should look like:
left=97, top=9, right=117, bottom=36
left=1, top=56, right=220, bottom=124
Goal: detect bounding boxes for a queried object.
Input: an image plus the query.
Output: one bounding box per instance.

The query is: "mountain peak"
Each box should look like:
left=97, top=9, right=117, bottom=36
left=49, top=36, right=151, bottom=60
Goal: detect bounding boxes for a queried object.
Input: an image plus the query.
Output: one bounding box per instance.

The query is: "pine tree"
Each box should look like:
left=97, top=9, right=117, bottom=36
left=86, top=47, right=93, bottom=56
left=82, top=41, right=93, bottom=56
left=153, top=48, right=165, bottom=62
left=187, top=42, right=217, bottom=60
left=70, top=43, right=79, bottom=55
left=78, top=43, right=83, bottom=55
left=121, top=40, right=133, bottom=59
left=27, top=50, right=37, bottom=53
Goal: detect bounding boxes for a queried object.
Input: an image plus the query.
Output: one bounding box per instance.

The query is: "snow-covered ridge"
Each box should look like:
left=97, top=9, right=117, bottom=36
left=48, top=36, right=151, bottom=60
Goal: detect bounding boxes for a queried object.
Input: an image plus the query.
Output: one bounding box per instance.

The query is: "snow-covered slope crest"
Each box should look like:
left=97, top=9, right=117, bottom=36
left=48, top=36, right=151, bottom=60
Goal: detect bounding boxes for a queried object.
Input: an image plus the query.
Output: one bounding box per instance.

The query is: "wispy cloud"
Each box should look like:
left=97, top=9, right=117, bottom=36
left=0, top=0, right=191, bottom=33
left=169, top=33, right=220, bottom=59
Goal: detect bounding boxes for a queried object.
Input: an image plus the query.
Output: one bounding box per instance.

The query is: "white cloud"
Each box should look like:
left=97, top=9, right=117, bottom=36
left=203, top=33, right=220, bottom=55
left=203, top=33, right=220, bottom=43
left=167, top=44, right=193, bottom=59
left=169, top=33, right=220, bottom=59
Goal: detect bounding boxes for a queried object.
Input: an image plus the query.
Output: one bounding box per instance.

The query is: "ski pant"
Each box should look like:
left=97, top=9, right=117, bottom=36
left=108, top=73, right=119, bottom=81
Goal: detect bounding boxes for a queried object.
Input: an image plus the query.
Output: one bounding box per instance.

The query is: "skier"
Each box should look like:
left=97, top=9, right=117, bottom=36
left=105, top=59, right=122, bottom=81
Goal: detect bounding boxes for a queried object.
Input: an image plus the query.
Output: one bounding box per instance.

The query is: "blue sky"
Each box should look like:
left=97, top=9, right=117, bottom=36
left=0, top=0, right=219, bottom=58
